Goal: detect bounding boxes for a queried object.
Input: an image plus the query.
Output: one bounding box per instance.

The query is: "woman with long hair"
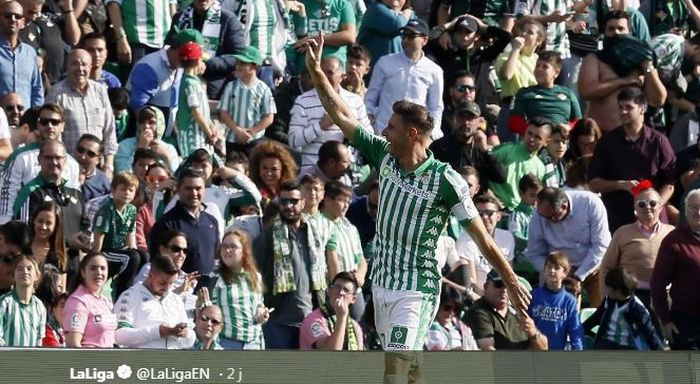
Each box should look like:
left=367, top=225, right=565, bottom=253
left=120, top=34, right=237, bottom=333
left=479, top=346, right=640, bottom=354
left=248, top=140, right=298, bottom=208
left=210, top=230, right=270, bottom=350
left=565, top=118, right=602, bottom=163
left=63, top=252, right=116, bottom=348
left=29, top=202, right=68, bottom=288
left=36, top=264, right=68, bottom=347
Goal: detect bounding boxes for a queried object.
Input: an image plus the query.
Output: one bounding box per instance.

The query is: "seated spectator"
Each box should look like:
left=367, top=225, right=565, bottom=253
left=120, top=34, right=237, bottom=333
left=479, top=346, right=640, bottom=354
left=584, top=267, right=665, bottom=350
left=108, top=88, right=130, bottom=141
left=248, top=140, right=299, bottom=208
left=357, top=0, right=413, bottom=68
left=0, top=221, right=31, bottom=295
left=29, top=202, right=68, bottom=286
left=528, top=252, right=584, bottom=350
left=300, top=272, right=364, bottom=350
left=540, top=124, right=570, bottom=188
left=564, top=118, right=601, bottom=163
left=63, top=252, right=116, bottom=348
left=115, top=255, right=196, bottom=349
left=425, top=285, right=478, bottom=351
left=36, top=267, right=67, bottom=347
left=75, top=134, right=111, bottom=202
left=299, top=140, right=353, bottom=187
left=135, top=163, right=175, bottom=252
left=192, top=290, right=224, bottom=350
left=464, top=270, right=548, bottom=350
left=0, top=254, right=46, bottom=346
left=210, top=230, right=269, bottom=350
left=0, top=92, right=26, bottom=148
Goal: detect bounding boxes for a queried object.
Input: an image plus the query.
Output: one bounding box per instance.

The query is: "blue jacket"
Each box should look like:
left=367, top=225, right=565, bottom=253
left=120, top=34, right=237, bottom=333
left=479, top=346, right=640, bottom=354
left=529, top=286, right=584, bottom=350
left=583, top=296, right=664, bottom=350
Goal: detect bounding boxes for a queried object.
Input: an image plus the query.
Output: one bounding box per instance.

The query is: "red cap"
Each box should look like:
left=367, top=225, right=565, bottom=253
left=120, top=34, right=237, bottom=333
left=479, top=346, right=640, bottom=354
left=179, top=41, right=203, bottom=61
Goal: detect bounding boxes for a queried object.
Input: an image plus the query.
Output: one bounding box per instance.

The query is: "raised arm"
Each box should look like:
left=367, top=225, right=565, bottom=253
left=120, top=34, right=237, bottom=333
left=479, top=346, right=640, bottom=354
left=305, top=36, right=359, bottom=140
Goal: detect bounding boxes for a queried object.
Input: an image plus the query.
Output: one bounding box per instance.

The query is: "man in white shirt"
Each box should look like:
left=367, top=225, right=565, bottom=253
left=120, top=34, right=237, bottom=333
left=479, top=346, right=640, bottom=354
left=365, top=18, right=444, bottom=139
left=115, top=255, right=196, bottom=349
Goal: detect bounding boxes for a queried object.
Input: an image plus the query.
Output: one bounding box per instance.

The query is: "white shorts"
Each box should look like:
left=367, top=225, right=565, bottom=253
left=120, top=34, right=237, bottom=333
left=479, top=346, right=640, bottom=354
left=372, top=285, right=438, bottom=351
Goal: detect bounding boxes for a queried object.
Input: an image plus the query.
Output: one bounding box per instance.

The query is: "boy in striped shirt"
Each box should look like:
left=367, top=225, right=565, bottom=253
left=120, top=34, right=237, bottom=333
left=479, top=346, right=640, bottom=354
left=218, top=46, right=276, bottom=155
left=0, top=254, right=46, bottom=347
left=305, top=36, right=530, bottom=384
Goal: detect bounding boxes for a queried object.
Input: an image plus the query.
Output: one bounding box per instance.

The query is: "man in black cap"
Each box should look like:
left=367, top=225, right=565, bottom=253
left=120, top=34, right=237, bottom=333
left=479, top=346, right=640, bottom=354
left=365, top=18, right=445, bottom=139
left=464, top=269, right=548, bottom=350
left=430, top=100, right=506, bottom=193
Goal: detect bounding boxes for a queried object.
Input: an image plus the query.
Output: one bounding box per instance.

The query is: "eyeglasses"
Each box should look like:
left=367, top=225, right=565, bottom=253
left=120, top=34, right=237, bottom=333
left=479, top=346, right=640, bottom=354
left=2, top=12, right=22, bottom=21
left=331, top=283, right=354, bottom=295
left=220, top=243, right=241, bottom=252
left=145, top=175, right=169, bottom=184
left=168, top=245, right=188, bottom=254
left=76, top=145, right=99, bottom=158
left=636, top=199, right=659, bottom=209
left=279, top=197, right=300, bottom=206
left=200, top=315, right=222, bottom=326
left=456, top=84, right=476, bottom=92
left=402, top=32, right=424, bottom=40
left=491, top=280, right=506, bottom=289
left=478, top=209, right=498, bottom=217
left=38, top=117, right=62, bottom=126
left=2, top=104, right=23, bottom=112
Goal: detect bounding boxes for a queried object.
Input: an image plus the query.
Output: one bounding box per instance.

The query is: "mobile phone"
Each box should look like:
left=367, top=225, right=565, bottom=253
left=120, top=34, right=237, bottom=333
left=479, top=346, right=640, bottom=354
left=194, top=275, right=213, bottom=292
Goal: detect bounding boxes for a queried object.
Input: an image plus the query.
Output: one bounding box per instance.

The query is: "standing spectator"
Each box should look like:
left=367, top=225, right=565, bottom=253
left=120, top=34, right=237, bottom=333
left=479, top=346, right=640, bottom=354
left=63, top=252, right=117, bottom=348
left=539, top=124, right=569, bottom=188
left=365, top=18, right=444, bottom=138
left=425, top=286, right=478, bottom=350
left=135, top=163, right=174, bottom=252
left=75, top=134, right=111, bottom=202
left=91, top=172, right=138, bottom=252
left=248, top=140, right=298, bottom=208
left=341, top=44, right=371, bottom=97
left=357, top=0, right=413, bottom=68
left=114, top=255, right=196, bottom=349
left=526, top=187, right=611, bottom=307
left=211, top=230, right=269, bottom=349
left=564, top=118, right=601, bottom=163
left=0, top=254, right=46, bottom=346
left=267, top=69, right=313, bottom=146
left=508, top=174, right=543, bottom=274
left=0, top=0, right=43, bottom=107
left=106, top=0, right=174, bottom=65
left=47, top=49, right=117, bottom=177
left=80, top=33, right=122, bottom=89
left=651, top=189, right=700, bottom=350
left=40, top=287, right=67, bottom=347
left=588, top=87, right=676, bottom=233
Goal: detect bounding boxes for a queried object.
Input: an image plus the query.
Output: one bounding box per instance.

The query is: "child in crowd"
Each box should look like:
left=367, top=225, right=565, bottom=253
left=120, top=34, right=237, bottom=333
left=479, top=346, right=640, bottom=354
left=0, top=254, right=46, bottom=346
left=540, top=124, right=570, bottom=188
left=176, top=41, right=218, bottom=158
left=528, top=252, right=584, bottom=350
left=341, top=44, right=371, bottom=97
left=108, top=87, right=130, bottom=141
left=92, top=172, right=139, bottom=252
left=583, top=267, right=665, bottom=350
left=218, top=46, right=276, bottom=155
left=508, top=173, right=542, bottom=280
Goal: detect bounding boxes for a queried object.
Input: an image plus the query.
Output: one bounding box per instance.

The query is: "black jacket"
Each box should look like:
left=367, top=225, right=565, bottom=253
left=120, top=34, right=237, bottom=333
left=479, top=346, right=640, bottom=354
left=429, top=134, right=506, bottom=188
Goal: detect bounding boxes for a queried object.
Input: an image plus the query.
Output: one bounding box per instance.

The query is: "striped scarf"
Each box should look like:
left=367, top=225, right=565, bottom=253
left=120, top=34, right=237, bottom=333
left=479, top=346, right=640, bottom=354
left=320, top=303, right=360, bottom=351
left=271, top=216, right=327, bottom=295
left=175, top=1, right=222, bottom=57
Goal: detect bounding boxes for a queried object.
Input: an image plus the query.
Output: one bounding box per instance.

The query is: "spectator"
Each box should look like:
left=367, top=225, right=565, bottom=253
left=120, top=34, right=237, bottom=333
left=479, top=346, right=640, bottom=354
left=106, top=0, right=173, bottom=65
left=0, top=0, right=43, bottom=107
left=508, top=173, right=543, bottom=273
left=464, top=270, right=548, bottom=350
left=425, top=285, right=478, bottom=350
left=341, top=44, right=371, bottom=97
left=346, top=180, right=379, bottom=246
left=248, top=140, right=298, bottom=208
left=540, top=124, right=569, bottom=188
left=149, top=168, right=221, bottom=275
left=211, top=230, right=269, bottom=349
left=599, top=187, right=674, bottom=308
left=357, top=0, right=413, bottom=68
left=135, top=163, right=175, bottom=252
left=108, top=88, right=130, bottom=141
left=192, top=293, right=224, bottom=350
left=300, top=271, right=364, bottom=350
left=436, top=0, right=513, bottom=28
left=365, top=18, right=444, bottom=138
left=0, top=221, right=31, bottom=295
left=29, top=202, right=68, bottom=284
left=0, top=92, right=25, bottom=137
left=63, top=252, right=116, bottom=348
left=300, top=174, right=324, bottom=217
left=526, top=187, right=611, bottom=307
left=80, top=33, right=121, bottom=89
left=254, top=180, right=329, bottom=349
left=651, top=189, right=700, bottom=350
left=584, top=267, right=665, bottom=350
left=588, top=87, right=676, bottom=232
left=129, top=148, right=158, bottom=208
left=75, top=134, right=111, bottom=201
left=38, top=271, right=67, bottom=347
left=114, top=255, right=196, bottom=349
left=528, top=252, right=584, bottom=350
left=437, top=72, right=475, bottom=137
left=9, top=105, right=37, bottom=151
left=0, top=254, right=46, bottom=346
left=490, top=117, right=550, bottom=211
left=564, top=118, right=601, bottom=163
left=267, top=69, right=313, bottom=146
left=91, top=172, right=138, bottom=252
left=0, top=99, right=16, bottom=164
left=298, top=140, right=352, bottom=187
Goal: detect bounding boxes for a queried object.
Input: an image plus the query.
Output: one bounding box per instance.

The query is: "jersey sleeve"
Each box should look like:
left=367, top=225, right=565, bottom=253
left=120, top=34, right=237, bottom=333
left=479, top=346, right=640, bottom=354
left=184, top=79, right=202, bottom=108
left=439, top=167, right=478, bottom=227
left=63, top=296, right=89, bottom=334
left=114, top=291, right=136, bottom=328
left=351, top=125, right=389, bottom=170
left=92, top=203, right=111, bottom=234
left=339, top=0, right=356, bottom=26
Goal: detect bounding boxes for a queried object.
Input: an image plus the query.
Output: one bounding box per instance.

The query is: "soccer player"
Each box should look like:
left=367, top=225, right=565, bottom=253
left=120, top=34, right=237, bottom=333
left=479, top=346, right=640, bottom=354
left=305, top=36, right=530, bottom=384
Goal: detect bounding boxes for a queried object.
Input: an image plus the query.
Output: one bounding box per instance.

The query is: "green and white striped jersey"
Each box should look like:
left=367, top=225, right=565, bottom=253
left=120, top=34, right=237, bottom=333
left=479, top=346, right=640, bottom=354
left=211, top=272, right=264, bottom=344
left=0, top=291, right=46, bottom=347
left=328, top=216, right=364, bottom=272
left=352, top=127, right=478, bottom=294
left=216, top=78, right=276, bottom=143
left=109, top=0, right=176, bottom=48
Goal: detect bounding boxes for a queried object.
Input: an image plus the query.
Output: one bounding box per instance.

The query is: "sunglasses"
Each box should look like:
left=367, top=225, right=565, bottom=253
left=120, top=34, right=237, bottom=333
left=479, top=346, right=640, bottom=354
left=456, top=84, right=476, bottom=92
left=402, top=32, right=424, bottom=39
left=491, top=280, right=506, bottom=289
left=636, top=200, right=659, bottom=209
left=38, top=117, right=62, bottom=126
left=279, top=197, right=300, bottom=206
left=145, top=175, right=169, bottom=184
left=76, top=145, right=99, bottom=158
left=200, top=315, right=222, bottom=326
left=2, top=12, right=22, bottom=21
left=168, top=245, right=188, bottom=254
left=2, top=104, right=23, bottom=112
left=478, top=209, right=498, bottom=217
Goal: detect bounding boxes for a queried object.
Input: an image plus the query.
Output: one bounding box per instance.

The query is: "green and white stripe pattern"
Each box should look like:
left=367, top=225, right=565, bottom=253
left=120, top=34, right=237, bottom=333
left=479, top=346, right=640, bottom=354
left=0, top=291, right=46, bottom=347
left=249, top=0, right=277, bottom=60
left=515, top=0, right=570, bottom=58
left=307, top=212, right=338, bottom=251
left=330, top=217, right=364, bottom=272
left=211, top=272, right=264, bottom=344
left=177, top=74, right=213, bottom=157
left=217, top=78, right=275, bottom=143
left=352, top=127, right=478, bottom=294
left=113, top=0, right=175, bottom=48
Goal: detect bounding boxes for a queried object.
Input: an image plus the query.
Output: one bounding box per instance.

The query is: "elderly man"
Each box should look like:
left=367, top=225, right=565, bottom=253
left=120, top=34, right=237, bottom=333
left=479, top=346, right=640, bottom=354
left=526, top=187, right=611, bottom=307
left=0, top=93, right=27, bottom=148
left=651, top=189, right=700, bottom=350
left=47, top=49, right=117, bottom=177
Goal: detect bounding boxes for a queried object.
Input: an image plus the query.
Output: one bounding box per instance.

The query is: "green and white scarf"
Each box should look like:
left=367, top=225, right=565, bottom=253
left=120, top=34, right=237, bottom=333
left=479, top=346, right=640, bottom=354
left=177, top=1, right=222, bottom=57
left=272, top=216, right=327, bottom=295
left=320, top=303, right=360, bottom=350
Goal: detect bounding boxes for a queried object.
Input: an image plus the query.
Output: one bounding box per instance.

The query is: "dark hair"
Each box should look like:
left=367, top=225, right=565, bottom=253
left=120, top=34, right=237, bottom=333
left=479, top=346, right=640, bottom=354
left=528, top=116, right=554, bottom=131
left=150, top=254, right=179, bottom=276
left=537, top=51, right=563, bottom=71
left=689, top=33, right=700, bottom=46
left=189, top=148, right=214, bottom=165
left=80, top=32, right=107, bottom=46
left=279, top=179, right=301, bottom=193
left=108, top=87, right=130, bottom=111
left=392, top=100, right=434, bottom=136
left=36, top=264, right=68, bottom=310
left=518, top=173, right=543, bottom=193
left=29, top=201, right=67, bottom=271
left=458, top=165, right=480, bottom=181
left=473, top=194, right=502, bottom=209
left=450, top=70, right=474, bottom=87
left=551, top=124, right=569, bottom=140
left=605, top=267, right=637, bottom=296
left=567, top=118, right=602, bottom=161
left=77, top=133, right=103, bottom=154
left=157, top=229, right=187, bottom=249
left=324, top=180, right=352, bottom=200
left=318, top=140, right=345, bottom=165
left=177, top=167, right=206, bottom=186
left=132, top=148, right=158, bottom=167
left=137, top=106, right=159, bottom=124
left=617, top=86, right=645, bottom=106
left=38, top=102, right=65, bottom=119
left=39, top=139, right=65, bottom=156
left=439, top=284, right=464, bottom=312
left=0, top=221, right=31, bottom=255
left=300, top=173, right=323, bottom=187
left=347, top=44, right=370, bottom=63
left=536, top=187, right=568, bottom=208
left=68, top=252, right=107, bottom=294
left=565, top=157, right=592, bottom=189
left=603, top=10, right=630, bottom=29
left=20, top=106, right=41, bottom=132
left=331, top=271, right=359, bottom=293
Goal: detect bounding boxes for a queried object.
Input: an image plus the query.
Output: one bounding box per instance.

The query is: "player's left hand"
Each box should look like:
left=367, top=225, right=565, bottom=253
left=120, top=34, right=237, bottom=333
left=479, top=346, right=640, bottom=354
left=506, top=275, right=531, bottom=314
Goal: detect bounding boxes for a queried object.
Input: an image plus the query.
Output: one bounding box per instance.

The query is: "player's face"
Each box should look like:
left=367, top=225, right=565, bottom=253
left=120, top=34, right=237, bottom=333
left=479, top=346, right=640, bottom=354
left=382, top=114, right=411, bottom=156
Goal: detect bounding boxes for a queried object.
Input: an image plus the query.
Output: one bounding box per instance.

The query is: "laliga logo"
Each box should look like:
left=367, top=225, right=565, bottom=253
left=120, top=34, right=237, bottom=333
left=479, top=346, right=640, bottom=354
left=70, top=364, right=132, bottom=382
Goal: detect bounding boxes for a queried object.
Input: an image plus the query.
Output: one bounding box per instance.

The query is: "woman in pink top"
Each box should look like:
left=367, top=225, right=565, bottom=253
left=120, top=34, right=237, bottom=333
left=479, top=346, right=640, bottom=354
left=63, top=253, right=117, bottom=348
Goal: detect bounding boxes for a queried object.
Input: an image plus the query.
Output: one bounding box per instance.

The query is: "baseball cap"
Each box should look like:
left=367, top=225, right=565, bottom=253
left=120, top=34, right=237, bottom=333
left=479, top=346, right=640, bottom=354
left=173, top=28, right=205, bottom=47
left=455, top=16, right=478, bottom=33
left=232, top=46, right=263, bottom=66
left=486, top=269, right=503, bottom=284
left=456, top=101, right=482, bottom=117
left=179, top=41, right=203, bottom=61
left=400, top=18, right=429, bottom=36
